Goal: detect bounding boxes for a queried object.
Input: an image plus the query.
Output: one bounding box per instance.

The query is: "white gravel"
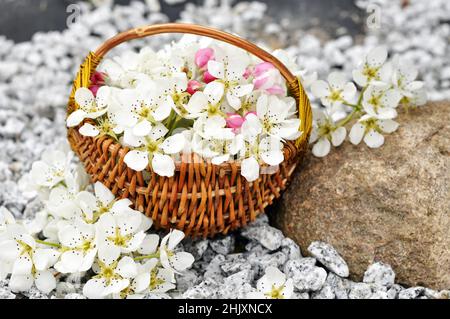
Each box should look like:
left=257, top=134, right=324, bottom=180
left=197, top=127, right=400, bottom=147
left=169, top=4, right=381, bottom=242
left=0, top=0, right=449, bottom=299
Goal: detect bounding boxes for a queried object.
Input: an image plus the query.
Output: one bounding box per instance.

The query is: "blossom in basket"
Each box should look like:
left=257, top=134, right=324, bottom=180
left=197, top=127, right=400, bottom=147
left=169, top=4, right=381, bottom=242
left=66, top=86, right=111, bottom=127
left=311, top=72, right=356, bottom=110
left=30, top=149, right=70, bottom=188
left=89, top=71, right=106, bottom=96
left=123, top=124, right=185, bottom=176
left=83, top=256, right=137, bottom=299
left=115, top=85, right=173, bottom=138
left=255, top=94, right=301, bottom=140
left=186, top=80, right=202, bottom=95
left=132, top=259, right=176, bottom=295
left=352, top=46, right=392, bottom=87
left=239, top=135, right=285, bottom=182
left=252, top=62, right=286, bottom=95
left=0, top=224, right=60, bottom=293
left=159, top=229, right=194, bottom=273
left=349, top=114, right=399, bottom=148
left=195, top=47, right=214, bottom=68
left=362, top=84, right=402, bottom=119
left=75, top=181, right=143, bottom=224
left=95, top=210, right=147, bottom=265
left=247, top=266, right=293, bottom=299
left=206, top=46, right=254, bottom=110
left=225, top=111, right=256, bottom=132
left=309, top=108, right=346, bottom=157
left=54, top=221, right=97, bottom=274
left=185, top=82, right=228, bottom=118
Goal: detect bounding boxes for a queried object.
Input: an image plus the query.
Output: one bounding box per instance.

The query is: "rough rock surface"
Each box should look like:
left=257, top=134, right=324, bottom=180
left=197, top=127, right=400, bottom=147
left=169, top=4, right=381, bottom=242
left=275, top=101, right=450, bottom=290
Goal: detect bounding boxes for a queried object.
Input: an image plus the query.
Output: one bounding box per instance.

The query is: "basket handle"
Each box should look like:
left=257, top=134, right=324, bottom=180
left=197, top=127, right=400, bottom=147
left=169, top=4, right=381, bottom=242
left=72, top=23, right=312, bottom=146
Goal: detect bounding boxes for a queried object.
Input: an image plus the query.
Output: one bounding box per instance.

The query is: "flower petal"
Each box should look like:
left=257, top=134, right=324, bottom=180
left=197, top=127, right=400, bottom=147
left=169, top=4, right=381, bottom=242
left=364, top=129, right=385, bottom=148
left=75, top=87, right=95, bottom=109
left=311, top=80, right=330, bottom=99
left=124, top=150, right=149, bottom=172
left=331, top=127, right=346, bottom=147
left=349, top=123, right=365, bottom=145
left=312, top=137, right=331, bottom=157
left=378, top=119, right=399, bottom=133
left=132, top=120, right=152, bottom=137
left=66, top=110, right=87, bottom=127
left=95, top=182, right=115, bottom=207
left=151, top=153, right=175, bottom=177
left=79, top=123, right=100, bottom=137
left=160, top=133, right=185, bottom=154
left=34, top=270, right=56, bottom=294
left=241, top=156, right=260, bottom=182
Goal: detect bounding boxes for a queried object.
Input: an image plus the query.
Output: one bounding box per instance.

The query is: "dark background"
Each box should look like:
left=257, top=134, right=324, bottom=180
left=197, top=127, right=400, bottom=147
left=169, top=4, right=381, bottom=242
left=0, top=0, right=365, bottom=43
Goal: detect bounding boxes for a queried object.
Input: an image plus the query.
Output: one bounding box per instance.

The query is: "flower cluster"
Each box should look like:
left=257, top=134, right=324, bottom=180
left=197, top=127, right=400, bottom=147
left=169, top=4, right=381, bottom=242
left=66, top=37, right=306, bottom=182
left=1, top=147, right=194, bottom=298
left=309, top=46, right=426, bottom=157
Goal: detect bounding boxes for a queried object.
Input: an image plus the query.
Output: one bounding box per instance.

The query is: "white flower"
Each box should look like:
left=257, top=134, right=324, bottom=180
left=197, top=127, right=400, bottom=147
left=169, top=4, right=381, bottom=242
left=83, top=256, right=137, bottom=299
left=207, top=46, right=253, bottom=110
left=96, top=210, right=146, bottom=265
left=115, top=85, right=172, bottom=137
left=185, top=81, right=228, bottom=118
left=30, top=150, right=70, bottom=188
left=311, top=72, right=356, bottom=110
left=0, top=224, right=59, bottom=293
left=255, top=94, right=301, bottom=140
left=67, top=86, right=111, bottom=127
left=391, top=56, right=427, bottom=107
left=133, top=259, right=176, bottom=295
left=349, top=115, right=399, bottom=148
left=46, top=167, right=88, bottom=219
left=75, top=181, right=136, bottom=223
left=352, top=46, right=392, bottom=87
left=159, top=229, right=194, bottom=273
left=362, top=84, right=402, bottom=119
left=123, top=124, right=185, bottom=176
left=247, top=266, right=293, bottom=299
left=54, top=221, right=97, bottom=274
left=309, top=108, right=346, bottom=157
left=238, top=134, right=285, bottom=182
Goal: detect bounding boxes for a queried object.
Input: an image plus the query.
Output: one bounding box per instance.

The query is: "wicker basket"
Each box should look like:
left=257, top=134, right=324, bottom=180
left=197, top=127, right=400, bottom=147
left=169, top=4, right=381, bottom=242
left=67, top=23, right=312, bottom=238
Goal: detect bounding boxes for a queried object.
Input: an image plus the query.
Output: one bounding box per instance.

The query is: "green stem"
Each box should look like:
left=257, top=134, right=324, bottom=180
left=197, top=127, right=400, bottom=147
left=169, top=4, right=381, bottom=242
left=134, top=252, right=160, bottom=261
left=36, top=239, right=61, bottom=248
left=337, top=109, right=359, bottom=127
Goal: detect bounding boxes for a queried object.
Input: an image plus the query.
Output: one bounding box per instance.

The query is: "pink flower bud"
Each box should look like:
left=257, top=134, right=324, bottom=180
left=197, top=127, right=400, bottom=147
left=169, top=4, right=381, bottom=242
left=243, top=67, right=252, bottom=79
left=266, top=85, right=285, bottom=95
left=195, top=48, right=215, bottom=68
left=187, top=80, right=202, bottom=95
left=90, top=71, right=106, bottom=85
left=225, top=113, right=245, bottom=131
left=253, top=62, right=275, bottom=77
left=203, top=71, right=217, bottom=83
left=253, top=76, right=268, bottom=90
left=89, top=85, right=100, bottom=96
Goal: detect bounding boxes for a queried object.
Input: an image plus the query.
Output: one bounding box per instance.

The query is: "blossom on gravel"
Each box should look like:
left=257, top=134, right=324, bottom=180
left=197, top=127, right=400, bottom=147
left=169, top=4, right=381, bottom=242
left=248, top=266, right=293, bottom=299
left=133, top=259, right=176, bottom=295
left=30, top=150, right=70, bottom=189
left=54, top=221, right=97, bottom=273
left=83, top=256, right=137, bottom=299
left=0, top=224, right=60, bottom=293
left=159, top=229, right=194, bottom=273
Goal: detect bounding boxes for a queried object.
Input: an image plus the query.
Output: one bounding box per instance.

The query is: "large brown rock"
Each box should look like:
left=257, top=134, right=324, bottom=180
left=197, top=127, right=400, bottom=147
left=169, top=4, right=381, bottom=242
left=274, top=101, right=450, bottom=290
